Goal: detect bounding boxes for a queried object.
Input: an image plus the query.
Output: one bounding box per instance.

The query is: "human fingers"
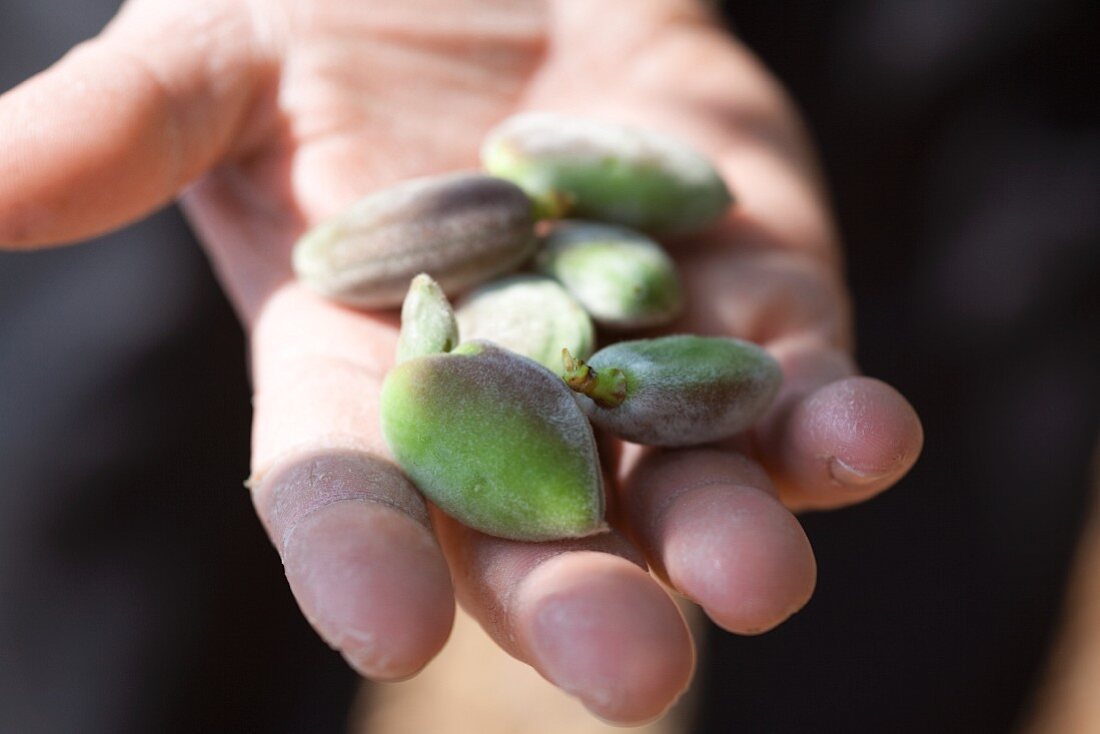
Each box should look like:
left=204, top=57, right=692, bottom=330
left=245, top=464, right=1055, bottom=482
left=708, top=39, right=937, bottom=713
left=435, top=518, right=694, bottom=725
left=676, top=247, right=923, bottom=510
left=521, top=11, right=922, bottom=508
left=653, top=19, right=925, bottom=507
left=677, top=246, right=923, bottom=510
left=757, top=339, right=924, bottom=510
left=245, top=285, right=455, bottom=680
left=0, top=0, right=273, bottom=248
left=620, top=447, right=816, bottom=634
left=0, top=0, right=459, bottom=682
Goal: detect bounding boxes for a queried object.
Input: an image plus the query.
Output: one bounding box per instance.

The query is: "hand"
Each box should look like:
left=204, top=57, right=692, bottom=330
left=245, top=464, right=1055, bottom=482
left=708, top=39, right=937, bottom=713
left=0, top=0, right=923, bottom=723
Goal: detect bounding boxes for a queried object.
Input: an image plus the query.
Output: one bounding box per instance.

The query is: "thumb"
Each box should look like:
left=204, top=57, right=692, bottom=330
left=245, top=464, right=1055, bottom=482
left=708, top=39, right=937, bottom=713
left=0, top=0, right=274, bottom=248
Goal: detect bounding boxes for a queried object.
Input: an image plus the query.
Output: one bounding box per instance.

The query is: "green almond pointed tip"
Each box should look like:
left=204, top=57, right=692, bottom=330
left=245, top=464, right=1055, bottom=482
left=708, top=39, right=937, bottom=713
left=396, top=273, right=459, bottom=364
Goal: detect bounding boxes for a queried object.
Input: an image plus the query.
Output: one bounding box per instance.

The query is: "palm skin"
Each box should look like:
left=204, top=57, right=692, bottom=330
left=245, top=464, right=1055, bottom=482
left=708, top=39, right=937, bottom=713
left=0, top=0, right=923, bottom=723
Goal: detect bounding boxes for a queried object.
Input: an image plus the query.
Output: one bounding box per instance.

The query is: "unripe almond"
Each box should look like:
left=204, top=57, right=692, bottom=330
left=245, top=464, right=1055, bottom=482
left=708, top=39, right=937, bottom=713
left=482, top=112, right=732, bottom=235
left=538, top=221, right=683, bottom=330
left=454, top=274, right=595, bottom=372
left=562, top=335, right=782, bottom=447
left=396, top=274, right=459, bottom=364
left=381, top=341, right=606, bottom=541
left=294, top=172, right=536, bottom=308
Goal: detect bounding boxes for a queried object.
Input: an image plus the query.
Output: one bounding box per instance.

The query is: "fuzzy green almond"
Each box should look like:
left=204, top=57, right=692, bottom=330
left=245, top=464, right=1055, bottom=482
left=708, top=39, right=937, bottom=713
left=481, top=112, right=733, bottom=236
left=395, top=274, right=459, bottom=364
left=293, top=172, right=537, bottom=309
left=562, top=335, right=782, bottom=447
left=454, top=274, right=595, bottom=372
left=538, top=221, right=683, bottom=330
left=381, top=341, right=607, bottom=541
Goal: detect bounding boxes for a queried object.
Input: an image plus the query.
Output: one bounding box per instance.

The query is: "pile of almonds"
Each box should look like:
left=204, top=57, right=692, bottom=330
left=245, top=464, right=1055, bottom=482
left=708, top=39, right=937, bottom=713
left=293, top=112, right=780, bottom=541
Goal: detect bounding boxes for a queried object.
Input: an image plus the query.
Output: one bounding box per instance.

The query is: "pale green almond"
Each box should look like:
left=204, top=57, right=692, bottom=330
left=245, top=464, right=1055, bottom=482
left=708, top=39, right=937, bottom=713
left=380, top=341, right=606, bottom=541
left=454, top=274, right=595, bottom=371
left=481, top=112, right=733, bottom=236
left=396, top=274, right=459, bottom=364
left=562, top=335, right=782, bottom=447
left=293, top=172, right=536, bottom=309
left=538, top=221, right=683, bottom=330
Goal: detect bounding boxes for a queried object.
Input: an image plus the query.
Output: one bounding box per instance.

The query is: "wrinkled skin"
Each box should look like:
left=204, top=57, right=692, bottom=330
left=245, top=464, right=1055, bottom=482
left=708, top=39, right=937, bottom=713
left=0, top=0, right=923, bottom=724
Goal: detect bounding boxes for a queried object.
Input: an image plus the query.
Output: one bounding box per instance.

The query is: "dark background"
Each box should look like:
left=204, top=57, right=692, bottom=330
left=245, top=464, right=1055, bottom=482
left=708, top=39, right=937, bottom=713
left=699, top=2, right=1100, bottom=731
left=1, top=1, right=1097, bottom=732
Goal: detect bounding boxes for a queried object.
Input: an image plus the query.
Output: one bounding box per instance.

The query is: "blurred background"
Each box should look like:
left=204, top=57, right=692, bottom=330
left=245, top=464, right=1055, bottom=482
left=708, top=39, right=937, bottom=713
left=700, top=3, right=1100, bottom=731
left=1, top=0, right=1097, bottom=732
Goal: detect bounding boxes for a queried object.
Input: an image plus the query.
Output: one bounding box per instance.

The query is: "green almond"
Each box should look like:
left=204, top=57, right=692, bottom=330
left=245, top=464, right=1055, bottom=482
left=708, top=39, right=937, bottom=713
left=562, top=335, right=782, bottom=447
left=293, top=172, right=536, bottom=309
left=481, top=112, right=733, bottom=236
left=454, top=274, right=595, bottom=371
left=396, top=274, right=459, bottom=364
left=538, top=221, right=683, bottom=330
left=381, top=341, right=606, bottom=541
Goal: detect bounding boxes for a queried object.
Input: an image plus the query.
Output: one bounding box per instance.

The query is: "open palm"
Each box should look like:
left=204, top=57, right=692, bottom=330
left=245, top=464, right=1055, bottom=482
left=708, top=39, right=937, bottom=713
left=0, top=0, right=922, bottom=723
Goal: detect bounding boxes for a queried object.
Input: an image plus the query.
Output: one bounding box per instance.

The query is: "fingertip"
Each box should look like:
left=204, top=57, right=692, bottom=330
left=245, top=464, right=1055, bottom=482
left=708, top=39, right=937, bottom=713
left=512, top=552, right=694, bottom=724
left=284, top=500, right=455, bottom=680
left=820, top=376, right=924, bottom=476
left=661, top=484, right=816, bottom=634
left=624, top=449, right=816, bottom=635
left=778, top=376, right=923, bottom=508
left=257, top=450, right=454, bottom=680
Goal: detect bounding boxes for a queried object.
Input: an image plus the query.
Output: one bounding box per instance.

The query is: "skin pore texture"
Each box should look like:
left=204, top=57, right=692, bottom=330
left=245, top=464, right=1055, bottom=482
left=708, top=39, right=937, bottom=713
left=0, top=0, right=923, bottom=724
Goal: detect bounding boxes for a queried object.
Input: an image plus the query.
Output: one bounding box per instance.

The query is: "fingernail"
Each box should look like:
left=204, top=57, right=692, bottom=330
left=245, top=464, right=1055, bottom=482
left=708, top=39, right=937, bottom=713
left=828, top=456, right=883, bottom=487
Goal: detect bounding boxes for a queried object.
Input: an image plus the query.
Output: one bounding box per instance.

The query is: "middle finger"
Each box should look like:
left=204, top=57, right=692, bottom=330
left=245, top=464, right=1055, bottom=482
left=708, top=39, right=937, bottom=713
left=435, top=516, right=695, bottom=725
left=620, top=446, right=817, bottom=635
